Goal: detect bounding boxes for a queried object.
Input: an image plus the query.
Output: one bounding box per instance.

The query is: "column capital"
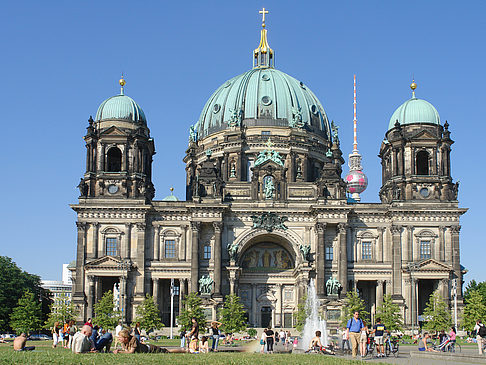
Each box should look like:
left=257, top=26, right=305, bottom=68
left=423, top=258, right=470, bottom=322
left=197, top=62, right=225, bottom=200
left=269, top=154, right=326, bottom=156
left=76, top=222, right=87, bottom=232
left=450, top=225, right=461, bottom=234
left=315, top=222, right=327, bottom=234
left=87, top=275, right=95, bottom=284
left=190, top=221, right=201, bottom=232
left=337, top=223, right=348, bottom=234
left=213, top=221, right=223, bottom=232
left=91, top=221, right=99, bottom=228
left=136, top=222, right=146, bottom=231
left=390, top=225, right=402, bottom=234
left=125, top=223, right=132, bottom=229
left=377, top=279, right=385, bottom=285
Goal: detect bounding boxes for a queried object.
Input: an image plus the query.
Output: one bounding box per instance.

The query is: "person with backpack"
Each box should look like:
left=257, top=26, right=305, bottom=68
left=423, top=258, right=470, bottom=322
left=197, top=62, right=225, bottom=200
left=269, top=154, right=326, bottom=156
left=474, top=320, right=486, bottom=354
left=346, top=311, right=364, bottom=358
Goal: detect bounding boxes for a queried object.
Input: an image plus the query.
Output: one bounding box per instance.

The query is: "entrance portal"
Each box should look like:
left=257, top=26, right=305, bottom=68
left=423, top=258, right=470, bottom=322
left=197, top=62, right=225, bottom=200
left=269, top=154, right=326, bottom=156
left=261, top=306, right=272, bottom=328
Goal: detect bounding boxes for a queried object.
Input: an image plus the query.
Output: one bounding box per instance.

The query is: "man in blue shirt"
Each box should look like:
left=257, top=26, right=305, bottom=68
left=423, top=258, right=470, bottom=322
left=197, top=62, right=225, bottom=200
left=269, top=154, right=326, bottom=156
left=346, top=311, right=364, bottom=358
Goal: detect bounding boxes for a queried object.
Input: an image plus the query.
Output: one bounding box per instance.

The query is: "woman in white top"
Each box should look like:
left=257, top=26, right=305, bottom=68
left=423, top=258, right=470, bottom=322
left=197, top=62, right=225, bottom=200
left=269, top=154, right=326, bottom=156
left=260, top=329, right=267, bottom=353
left=359, top=321, right=369, bottom=357
left=474, top=320, right=485, bottom=355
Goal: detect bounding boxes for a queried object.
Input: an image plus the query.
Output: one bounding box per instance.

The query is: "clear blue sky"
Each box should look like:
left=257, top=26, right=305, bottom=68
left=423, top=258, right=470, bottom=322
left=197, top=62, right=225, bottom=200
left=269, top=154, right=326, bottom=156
left=0, top=1, right=484, bottom=285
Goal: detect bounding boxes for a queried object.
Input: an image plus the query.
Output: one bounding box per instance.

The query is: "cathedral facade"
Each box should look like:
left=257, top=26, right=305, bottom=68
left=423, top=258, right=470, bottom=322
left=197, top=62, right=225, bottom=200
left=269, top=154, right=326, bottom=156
left=71, top=15, right=466, bottom=329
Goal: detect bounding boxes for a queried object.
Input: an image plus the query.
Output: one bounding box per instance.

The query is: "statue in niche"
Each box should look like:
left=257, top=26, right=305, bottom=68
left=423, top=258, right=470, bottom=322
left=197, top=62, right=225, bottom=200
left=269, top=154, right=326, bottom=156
left=227, top=242, right=239, bottom=262
left=264, top=177, right=275, bottom=200
left=326, top=277, right=342, bottom=296
left=230, top=161, right=236, bottom=177
left=262, top=250, right=272, bottom=267
left=299, top=244, right=311, bottom=261
left=198, top=275, right=213, bottom=295
left=296, top=159, right=303, bottom=179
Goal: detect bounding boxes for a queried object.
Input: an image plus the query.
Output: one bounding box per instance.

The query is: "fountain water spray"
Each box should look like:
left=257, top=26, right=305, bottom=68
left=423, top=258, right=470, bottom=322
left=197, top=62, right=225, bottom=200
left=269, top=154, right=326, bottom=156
left=300, top=279, right=328, bottom=349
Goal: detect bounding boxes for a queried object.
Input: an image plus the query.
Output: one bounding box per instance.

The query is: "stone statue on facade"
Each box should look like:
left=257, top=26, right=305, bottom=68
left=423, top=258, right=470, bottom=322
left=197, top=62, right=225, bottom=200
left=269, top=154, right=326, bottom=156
left=228, top=108, right=242, bottom=127
left=264, top=177, right=275, bottom=200
left=199, top=275, right=213, bottom=295
left=331, top=121, right=339, bottom=143
left=326, top=276, right=342, bottom=296
left=251, top=212, right=288, bottom=232
left=289, top=107, right=304, bottom=128
left=299, top=244, right=311, bottom=262
left=77, top=178, right=89, bottom=197
left=227, top=242, right=239, bottom=262
left=189, top=124, right=198, bottom=143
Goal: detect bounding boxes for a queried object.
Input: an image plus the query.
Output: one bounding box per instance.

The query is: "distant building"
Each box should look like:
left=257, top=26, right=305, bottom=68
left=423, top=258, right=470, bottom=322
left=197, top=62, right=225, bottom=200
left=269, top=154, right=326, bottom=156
left=42, top=264, right=74, bottom=310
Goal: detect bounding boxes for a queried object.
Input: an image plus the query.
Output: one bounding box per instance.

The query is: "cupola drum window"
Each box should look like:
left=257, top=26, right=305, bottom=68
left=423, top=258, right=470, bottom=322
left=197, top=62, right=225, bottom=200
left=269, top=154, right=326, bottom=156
left=107, top=147, right=122, bottom=172
left=416, top=151, right=429, bottom=175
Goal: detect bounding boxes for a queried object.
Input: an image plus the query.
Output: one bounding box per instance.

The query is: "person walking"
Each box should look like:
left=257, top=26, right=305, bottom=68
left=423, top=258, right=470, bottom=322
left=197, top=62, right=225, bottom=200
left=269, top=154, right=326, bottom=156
left=52, top=321, right=61, bottom=348
left=341, top=327, right=350, bottom=352
left=359, top=321, right=369, bottom=357
left=67, top=320, right=77, bottom=349
left=265, top=326, right=275, bottom=354
left=473, top=320, right=486, bottom=354
left=210, top=321, right=222, bottom=351
left=449, top=326, right=456, bottom=351
left=346, top=311, right=364, bottom=358
left=370, top=318, right=387, bottom=357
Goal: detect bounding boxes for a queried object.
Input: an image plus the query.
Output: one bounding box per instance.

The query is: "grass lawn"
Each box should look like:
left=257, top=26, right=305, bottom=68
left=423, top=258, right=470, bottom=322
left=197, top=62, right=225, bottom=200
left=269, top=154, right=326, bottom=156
left=0, top=340, right=376, bottom=365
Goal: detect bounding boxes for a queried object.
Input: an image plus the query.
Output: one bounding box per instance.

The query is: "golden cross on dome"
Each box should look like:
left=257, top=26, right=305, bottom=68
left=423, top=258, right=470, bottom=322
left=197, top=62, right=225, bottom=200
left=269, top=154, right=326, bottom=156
left=259, top=7, right=269, bottom=27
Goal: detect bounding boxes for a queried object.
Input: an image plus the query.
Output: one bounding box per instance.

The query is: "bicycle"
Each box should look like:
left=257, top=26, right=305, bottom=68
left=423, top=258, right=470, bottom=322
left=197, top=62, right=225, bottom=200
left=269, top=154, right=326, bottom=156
left=384, top=336, right=399, bottom=357
left=432, top=338, right=461, bottom=353
left=365, top=338, right=375, bottom=357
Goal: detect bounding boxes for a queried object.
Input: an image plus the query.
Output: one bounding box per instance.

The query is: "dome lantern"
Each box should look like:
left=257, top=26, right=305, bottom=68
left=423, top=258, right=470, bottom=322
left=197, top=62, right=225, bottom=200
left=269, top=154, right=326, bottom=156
left=253, top=7, right=274, bottom=69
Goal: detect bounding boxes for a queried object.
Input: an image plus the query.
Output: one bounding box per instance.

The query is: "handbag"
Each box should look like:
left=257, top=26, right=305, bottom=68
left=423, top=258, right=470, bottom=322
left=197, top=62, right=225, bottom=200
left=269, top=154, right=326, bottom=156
left=260, top=339, right=265, bottom=345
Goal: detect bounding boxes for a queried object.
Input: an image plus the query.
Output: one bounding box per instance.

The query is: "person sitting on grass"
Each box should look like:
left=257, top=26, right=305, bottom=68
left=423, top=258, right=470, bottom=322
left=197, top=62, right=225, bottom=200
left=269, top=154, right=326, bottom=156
left=188, top=335, right=199, bottom=353
left=199, top=336, right=209, bottom=353
left=89, top=325, right=112, bottom=353
left=418, top=332, right=436, bottom=352
left=13, top=333, right=35, bottom=351
left=72, top=325, right=97, bottom=353
left=114, top=329, right=186, bottom=354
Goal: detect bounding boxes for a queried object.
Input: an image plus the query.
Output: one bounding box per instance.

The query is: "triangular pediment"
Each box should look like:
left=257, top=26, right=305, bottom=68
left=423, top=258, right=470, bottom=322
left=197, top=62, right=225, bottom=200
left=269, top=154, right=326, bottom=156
left=85, top=255, right=122, bottom=269
left=411, top=129, right=438, bottom=140
left=255, top=158, right=285, bottom=170
left=416, top=258, right=452, bottom=272
left=100, top=126, right=128, bottom=137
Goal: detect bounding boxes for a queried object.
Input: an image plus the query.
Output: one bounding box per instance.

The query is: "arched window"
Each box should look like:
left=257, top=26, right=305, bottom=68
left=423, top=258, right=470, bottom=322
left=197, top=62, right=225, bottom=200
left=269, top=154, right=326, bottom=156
left=107, top=147, right=122, bottom=172
left=416, top=151, right=429, bottom=175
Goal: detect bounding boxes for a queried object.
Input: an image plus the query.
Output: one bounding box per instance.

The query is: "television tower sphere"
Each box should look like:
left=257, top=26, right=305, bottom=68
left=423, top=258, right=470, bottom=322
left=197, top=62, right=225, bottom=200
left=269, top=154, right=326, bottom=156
left=345, top=170, right=368, bottom=194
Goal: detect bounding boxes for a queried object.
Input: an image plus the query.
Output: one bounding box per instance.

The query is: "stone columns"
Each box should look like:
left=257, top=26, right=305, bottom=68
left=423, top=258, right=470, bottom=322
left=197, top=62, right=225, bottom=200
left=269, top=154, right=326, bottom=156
left=376, top=280, right=384, bottom=308
left=451, top=225, right=462, bottom=295
left=190, top=222, right=200, bottom=292
left=213, top=222, right=222, bottom=296
left=403, top=225, right=412, bottom=263
left=135, top=223, right=145, bottom=296
left=338, top=223, right=348, bottom=293
left=87, top=275, right=95, bottom=319
left=390, top=225, right=403, bottom=300
left=153, top=224, right=160, bottom=261
left=251, top=283, right=257, bottom=327
left=74, top=222, right=87, bottom=297
left=124, top=223, right=131, bottom=259
left=179, top=279, right=186, bottom=311
left=88, top=222, right=99, bottom=259
left=180, top=226, right=187, bottom=260
left=439, top=226, right=445, bottom=262
left=377, top=227, right=384, bottom=262
left=276, top=284, right=283, bottom=327
left=404, top=278, right=412, bottom=325
left=153, top=278, right=159, bottom=310
left=315, top=223, right=326, bottom=296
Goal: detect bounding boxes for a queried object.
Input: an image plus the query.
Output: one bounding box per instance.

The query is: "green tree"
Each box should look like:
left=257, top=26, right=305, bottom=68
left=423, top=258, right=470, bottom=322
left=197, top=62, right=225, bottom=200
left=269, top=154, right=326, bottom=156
left=219, top=294, right=247, bottom=334
left=9, top=290, right=42, bottom=334
left=134, top=294, right=163, bottom=334
left=44, top=293, right=79, bottom=329
left=464, top=280, right=486, bottom=304
left=93, top=290, right=121, bottom=330
left=422, top=290, right=452, bottom=333
left=0, top=256, right=50, bottom=330
left=376, top=294, right=403, bottom=331
left=293, top=295, right=308, bottom=332
left=463, top=289, right=486, bottom=331
left=247, top=328, right=257, bottom=338
left=340, top=291, right=370, bottom=326
left=177, top=292, right=206, bottom=330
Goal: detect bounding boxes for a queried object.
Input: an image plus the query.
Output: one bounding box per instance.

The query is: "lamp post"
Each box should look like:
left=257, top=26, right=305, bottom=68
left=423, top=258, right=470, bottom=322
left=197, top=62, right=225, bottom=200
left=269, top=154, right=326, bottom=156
left=452, top=279, right=458, bottom=329
left=170, top=278, right=175, bottom=339
left=118, top=259, right=130, bottom=324
left=407, top=262, right=420, bottom=336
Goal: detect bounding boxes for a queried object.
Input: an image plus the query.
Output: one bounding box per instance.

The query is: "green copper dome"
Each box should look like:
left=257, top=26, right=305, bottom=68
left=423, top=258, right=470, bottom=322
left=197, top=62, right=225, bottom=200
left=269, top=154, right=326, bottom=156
left=95, top=94, right=147, bottom=124
left=388, top=97, right=440, bottom=130
left=195, top=68, right=330, bottom=140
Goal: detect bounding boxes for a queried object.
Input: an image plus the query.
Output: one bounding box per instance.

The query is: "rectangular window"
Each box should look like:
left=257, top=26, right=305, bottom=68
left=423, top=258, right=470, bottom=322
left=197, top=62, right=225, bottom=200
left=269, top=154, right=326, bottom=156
left=203, top=245, right=211, bottom=260
left=106, top=237, right=118, bottom=256
left=173, top=286, right=180, bottom=296
left=362, top=241, right=372, bottom=260
left=164, top=240, right=176, bottom=258
left=325, top=246, right=333, bottom=261
left=261, top=131, right=271, bottom=136
left=420, top=240, right=431, bottom=259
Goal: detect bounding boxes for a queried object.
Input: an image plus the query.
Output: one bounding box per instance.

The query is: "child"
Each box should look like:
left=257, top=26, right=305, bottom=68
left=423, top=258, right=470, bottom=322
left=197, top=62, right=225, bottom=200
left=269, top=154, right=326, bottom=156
left=199, top=336, right=209, bottom=353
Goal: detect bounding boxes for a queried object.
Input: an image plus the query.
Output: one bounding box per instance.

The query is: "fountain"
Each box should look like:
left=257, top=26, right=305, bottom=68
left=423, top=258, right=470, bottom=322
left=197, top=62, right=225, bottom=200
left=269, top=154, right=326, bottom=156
left=300, top=279, right=328, bottom=350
